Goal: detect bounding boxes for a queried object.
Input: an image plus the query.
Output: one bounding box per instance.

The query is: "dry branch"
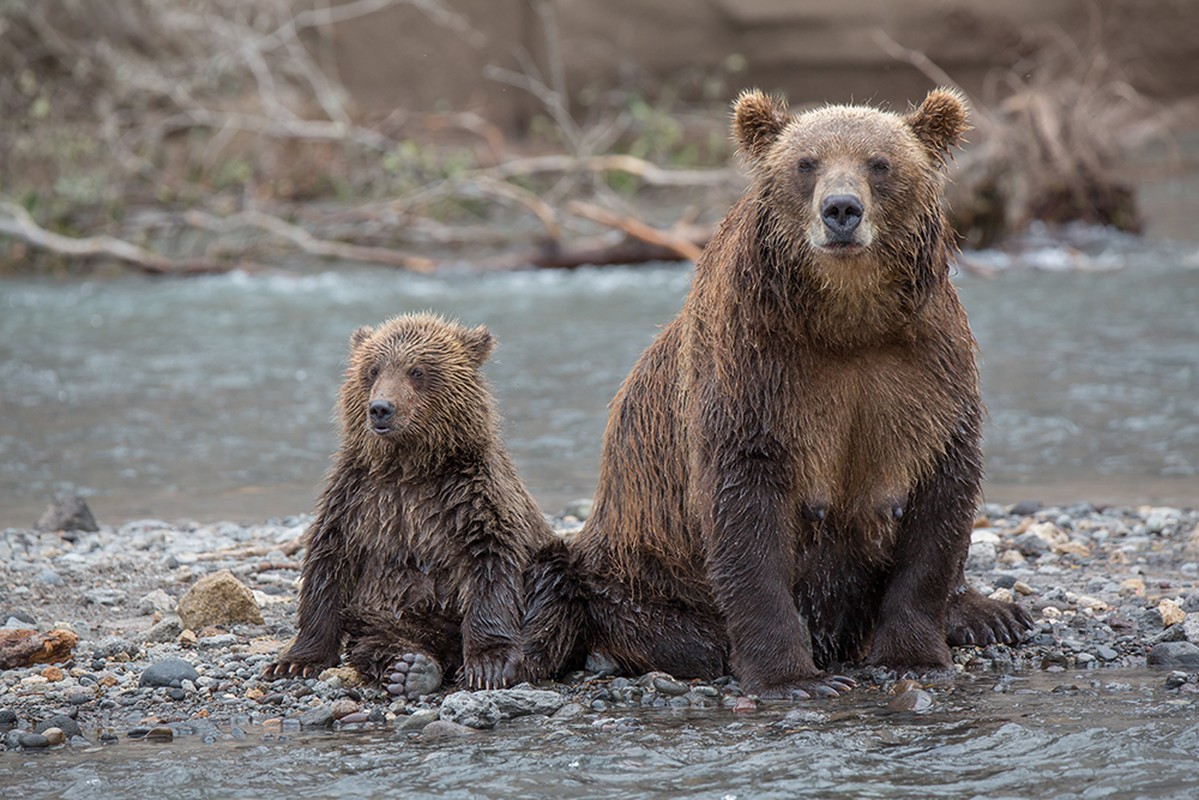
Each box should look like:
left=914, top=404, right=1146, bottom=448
left=567, top=200, right=705, bottom=262
left=0, top=201, right=236, bottom=275
left=185, top=210, right=437, bottom=272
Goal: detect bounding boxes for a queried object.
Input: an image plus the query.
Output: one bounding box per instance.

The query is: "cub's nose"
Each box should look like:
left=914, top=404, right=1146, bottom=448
left=821, top=194, right=864, bottom=239
left=368, top=399, right=395, bottom=427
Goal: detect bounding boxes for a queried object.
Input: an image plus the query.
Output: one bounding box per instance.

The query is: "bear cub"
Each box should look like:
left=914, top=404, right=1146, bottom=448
left=265, top=313, right=581, bottom=697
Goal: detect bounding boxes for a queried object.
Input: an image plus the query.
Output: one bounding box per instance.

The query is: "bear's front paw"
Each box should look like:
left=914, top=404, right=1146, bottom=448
left=463, top=645, right=522, bottom=690
left=262, top=653, right=338, bottom=681
left=946, top=588, right=1034, bottom=646
left=385, top=651, right=443, bottom=699
left=749, top=673, right=857, bottom=700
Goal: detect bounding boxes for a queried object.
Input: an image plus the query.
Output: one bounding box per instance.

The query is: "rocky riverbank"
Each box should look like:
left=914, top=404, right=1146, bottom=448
left=2, top=500, right=1198, bottom=751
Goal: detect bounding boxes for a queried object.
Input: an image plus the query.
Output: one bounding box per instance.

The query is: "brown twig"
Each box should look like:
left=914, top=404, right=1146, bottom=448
left=567, top=201, right=705, bottom=262
left=0, top=201, right=237, bottom=275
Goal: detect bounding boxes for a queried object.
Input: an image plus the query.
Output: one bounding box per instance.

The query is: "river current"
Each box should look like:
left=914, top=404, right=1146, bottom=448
left=2, top=231, right=1197, bottom=527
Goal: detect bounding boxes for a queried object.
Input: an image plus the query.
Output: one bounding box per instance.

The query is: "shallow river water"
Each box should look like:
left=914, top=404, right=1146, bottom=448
left=3, top=670, right=1197, bottom=799
left=2, top=231, right=1197, bottom=527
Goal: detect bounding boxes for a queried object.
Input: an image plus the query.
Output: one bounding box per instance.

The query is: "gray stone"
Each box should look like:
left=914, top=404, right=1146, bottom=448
left=139, top=657, right=200, bottom=688
left=36, top=715, right=81, bottom=739
left=420, top=720, right=477, bottom=738
left=38, top=569, right=63, bottom=586
left=35, top=494, right=99, bottom=533
left=652, top=675, right=690, bottom=696
left=1095, top=645, right=1120, bottom=662
left=439, top=692, right=502, bottom=729
left=1008, top=500, right=1043, bottom=517
left=18, top=732, right=50, bottom=749
left=142, top=616, right=183, bottom=644
left=396, top=708, right=440, bottom=732
left=137, top=589, right=175, bottom=616
left=298, top=705, right=335, bottom=729
left=1147, top=641, right=1199, bottom=668
left=84, top=588, right=127, bottom=607
left=967, top=540, right=998, bottom=571
left=93, top=637, right=138, bottom=659
left=1182, top=614, right=1199, bottom=645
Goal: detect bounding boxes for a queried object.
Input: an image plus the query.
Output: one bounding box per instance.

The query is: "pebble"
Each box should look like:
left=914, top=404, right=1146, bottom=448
left=145, top=726, right=174, bottom=742
left=420, top=720, right=477, bottom=738
left=139, top=658, right=200, bottom=688
left=299, top=705, right=335, bottom=729
left=36, top=715, right=82, bottom=739
left=1159, top=599, right=1186, bottom=627
left=40, top=727, right=66, bottom=746
left=1148, top=642, right=1199, bottom=668
left=18, top=732, right=50, bottom=749
left=330, top=698, right=360, bottom=720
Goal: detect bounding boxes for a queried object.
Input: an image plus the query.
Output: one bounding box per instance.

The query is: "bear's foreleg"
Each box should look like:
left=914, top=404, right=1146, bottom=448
left=696, top=427, right=855, bottom=699
left=867, top=418, right=980, bottom=671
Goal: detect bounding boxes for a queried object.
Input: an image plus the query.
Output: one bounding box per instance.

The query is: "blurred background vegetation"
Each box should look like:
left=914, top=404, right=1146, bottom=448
left=2, top=0, right=1196, bottom=275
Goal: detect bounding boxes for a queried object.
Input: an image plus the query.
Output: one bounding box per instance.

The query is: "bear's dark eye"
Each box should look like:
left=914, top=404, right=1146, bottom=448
left=868, top=157, right=890, bottom=174
left=408, top=366, right=425, bottom=381
left=796, top=157, right=817, bottom=174
left=366, top=365, right=380, bottom=382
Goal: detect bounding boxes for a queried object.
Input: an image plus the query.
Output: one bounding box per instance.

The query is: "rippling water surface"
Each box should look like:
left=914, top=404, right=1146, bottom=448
left=2, top=232, right=1198, bottom=527
left=2, top=670, right=1197, bottom=799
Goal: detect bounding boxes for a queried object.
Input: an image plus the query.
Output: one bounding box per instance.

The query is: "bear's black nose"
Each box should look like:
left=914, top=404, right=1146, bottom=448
left=369, top=399, right=395, bottom=428
left=821, top=194, right=864, bottom=239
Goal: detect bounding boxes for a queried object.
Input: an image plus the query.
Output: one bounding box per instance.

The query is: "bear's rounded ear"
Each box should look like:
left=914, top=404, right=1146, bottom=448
left=350, top=325, right=374, bottom=350
left=460, top=325, right=495, bottom=368
left=732, top=89, right=789, bottom=162
left=905, top=87, right=971, bottom=163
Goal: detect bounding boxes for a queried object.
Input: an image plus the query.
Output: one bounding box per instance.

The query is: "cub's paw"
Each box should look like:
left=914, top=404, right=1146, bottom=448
left=947, top=589, right=1034, bottom=647
left=262, top=655, right=336, bottom=680
left=463, top=645, right=522, bottom=690
left=753, top=673, right=857, bottom=700
left=385, top=651, right=443, bottom=699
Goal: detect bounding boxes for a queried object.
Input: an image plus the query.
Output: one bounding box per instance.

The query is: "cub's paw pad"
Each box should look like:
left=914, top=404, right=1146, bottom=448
left=385, top=652, right=442, bottom=699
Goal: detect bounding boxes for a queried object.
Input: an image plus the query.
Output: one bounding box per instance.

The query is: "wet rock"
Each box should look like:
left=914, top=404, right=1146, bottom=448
left=886, top=688, right=935, bottom=713
left=0, top=628, right=78, bottom=669
left=420, top=720, right=477, bottom=739
left=35, top=493, right=99, bottom=533
left=38, top=569, right=63, bottom=586
left=139, top=657, right=200, bottom=688
left=396, top=709, right=440, bottom=732
left=330, top=698, right=360, bottom=720
left=40, top=727, right=66, bottom=746
left=1095, top=645, right=1120, bottom=662
left=1148, top=642, right=1199, bottom=668
left=145, top=726, right=174, bottom=742
left=176, top=569, right=264, bottom=629
left=18, top=732, right=50, bottom=749
left=1183, top=615, right=1199, bottom=644
left=0, top=709, right=17, bottom=730
left=562, top=499, right=594, bottom=521
left=651, top=674, right=690, bottom=696
left=36, top=715, right=81, bottom=739
left=299, top=705, right=335, bottom=729
left=439, top=693, right=502, bottom=729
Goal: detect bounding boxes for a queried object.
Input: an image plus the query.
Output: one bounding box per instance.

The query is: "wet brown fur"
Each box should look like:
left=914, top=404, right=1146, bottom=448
left=574, top=89, right=1031, bottom=697
left=266, top=313, right=583, bottom=690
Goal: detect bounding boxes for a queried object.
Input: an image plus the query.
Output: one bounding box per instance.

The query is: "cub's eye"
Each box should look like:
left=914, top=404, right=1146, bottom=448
left=796, top=157, right=817, bottom=174
left=366, top=365, right=380, bottom=381
left=868, top=157, right=890, bottom=174
left=408, top=367, right=425, bottom=381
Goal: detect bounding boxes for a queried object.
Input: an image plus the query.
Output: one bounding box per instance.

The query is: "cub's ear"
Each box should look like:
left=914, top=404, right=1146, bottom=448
left=906, top=87, right=970, bottom=163
left=350, top=325, right=374, bottom=350
left=460, top=325, right=495, bottom=368
left=733, top=89, right=789, bottom=162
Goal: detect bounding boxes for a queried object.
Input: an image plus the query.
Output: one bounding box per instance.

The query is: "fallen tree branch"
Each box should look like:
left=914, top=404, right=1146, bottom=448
left=0, top=201, right=236, bottom=275
left=185, top=209, right=437, bottom=272
left=566, top=200, right=705, bottom=261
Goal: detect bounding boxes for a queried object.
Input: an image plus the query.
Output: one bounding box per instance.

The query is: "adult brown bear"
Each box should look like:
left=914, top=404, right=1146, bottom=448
left=264, top=313, right=581, bottom=697
left=573, top=88, right=1032, bottom=698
